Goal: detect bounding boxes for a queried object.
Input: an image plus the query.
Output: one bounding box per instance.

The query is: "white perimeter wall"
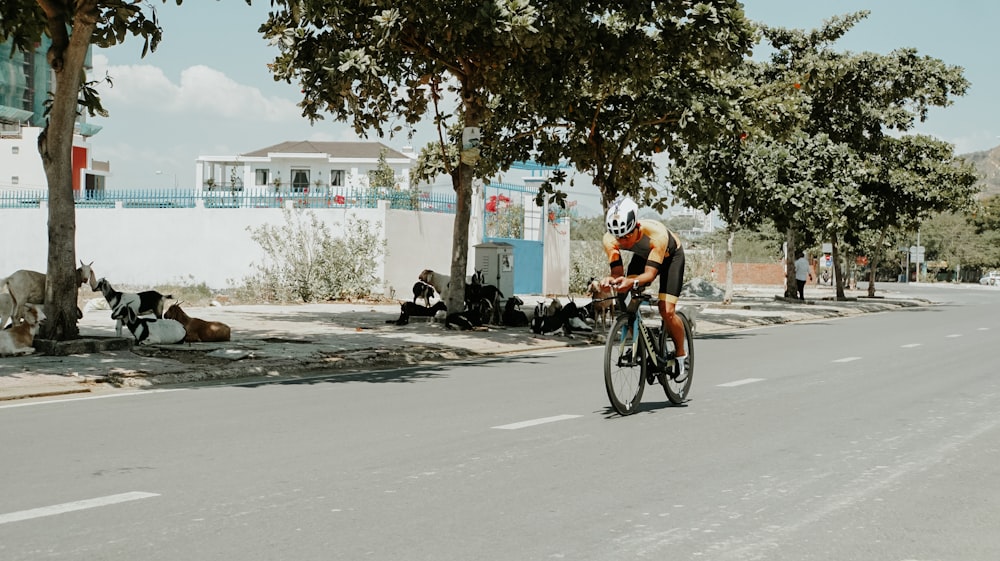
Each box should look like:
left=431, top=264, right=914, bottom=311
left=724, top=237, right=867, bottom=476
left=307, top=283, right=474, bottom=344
left=0, top=201, right=469, bottom=298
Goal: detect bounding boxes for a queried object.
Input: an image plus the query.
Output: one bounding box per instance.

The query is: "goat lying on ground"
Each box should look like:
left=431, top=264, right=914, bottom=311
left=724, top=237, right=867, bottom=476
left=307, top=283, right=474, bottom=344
left=0, top=301, right=45, bottom=356
left=412, top=280, right=436, bottom=307
left=530, top=299, right=592, bottom=337
left=119, top=306, right=186, bottom=345
left=0, top=292, right=14, bottom=330
left=586, top=277, right=616, bottom=329
left=446, top=306, right=488, bottom=331
left=94, top=277, right=172, bottom=337
left=164, top=303, right=231, bottom=342
left=387, top=301, right=447, bottom=326
left=502, top=296, right=529, bottom=327
left=0, top=261, right=93, bottom=326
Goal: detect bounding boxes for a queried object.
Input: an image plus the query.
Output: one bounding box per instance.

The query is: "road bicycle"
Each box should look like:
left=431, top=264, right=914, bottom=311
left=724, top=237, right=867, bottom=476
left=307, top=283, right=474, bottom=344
left=603, top=286, right=694, bottom=416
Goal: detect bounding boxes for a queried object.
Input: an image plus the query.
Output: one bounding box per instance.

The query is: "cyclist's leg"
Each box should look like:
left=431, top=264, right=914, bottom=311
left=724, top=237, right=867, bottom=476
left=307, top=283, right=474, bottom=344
left=657, top=248, right=686, bottom=359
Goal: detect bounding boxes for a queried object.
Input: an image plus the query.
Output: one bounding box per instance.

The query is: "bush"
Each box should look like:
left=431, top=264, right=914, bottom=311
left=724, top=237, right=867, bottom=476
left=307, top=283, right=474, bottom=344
left=234, top=209, right=386, bottom=303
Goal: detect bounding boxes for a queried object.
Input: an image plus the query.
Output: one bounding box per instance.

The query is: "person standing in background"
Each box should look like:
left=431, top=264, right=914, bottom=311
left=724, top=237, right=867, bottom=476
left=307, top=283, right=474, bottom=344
left=794, top=251, right=812, bottom=300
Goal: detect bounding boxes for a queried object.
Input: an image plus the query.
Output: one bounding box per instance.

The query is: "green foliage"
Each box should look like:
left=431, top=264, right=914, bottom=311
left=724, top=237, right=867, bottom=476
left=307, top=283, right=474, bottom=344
left=569, top=241, right=608, bottom=295
left=694, top=224, right=785, bottom=264
left=497, top=1, right=757, bottom=212
left=368, top=149, right=397, bottom=192
left=570, top=215, right=606, bottom=241
left=237, top=210, right=385, bottom=303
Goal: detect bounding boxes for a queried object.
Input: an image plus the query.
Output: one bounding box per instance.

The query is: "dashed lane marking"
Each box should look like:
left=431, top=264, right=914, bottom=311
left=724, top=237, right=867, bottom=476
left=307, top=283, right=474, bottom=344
left=717, top=378, right=765, bottom=387
left=833, top=357, right=862, bottom=363
left=946, top=334, right=963, bottom=338
left=492, top=414, right=582, bottom=430
left=901, top=343, right=922, bottom=348
left=0, top=492, right=160, bottom=525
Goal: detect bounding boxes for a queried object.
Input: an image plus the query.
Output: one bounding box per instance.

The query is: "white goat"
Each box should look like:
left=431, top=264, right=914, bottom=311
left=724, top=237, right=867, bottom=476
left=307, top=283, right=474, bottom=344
left=94, top=277, right=172, bottom=337
left=0, top=292, right=14, bottom=329
left=0, top=302, right=45, bottom=356
left=0, top=261, right=93, bottom=326
left=418, top=269, right=451, bottom=300
left=119, top=306, right=186, bottom=345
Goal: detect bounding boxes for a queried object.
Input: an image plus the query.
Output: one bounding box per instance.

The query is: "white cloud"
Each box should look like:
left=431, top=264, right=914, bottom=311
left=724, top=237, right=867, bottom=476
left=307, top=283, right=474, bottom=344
left=91, top=54, right=300, bottom=122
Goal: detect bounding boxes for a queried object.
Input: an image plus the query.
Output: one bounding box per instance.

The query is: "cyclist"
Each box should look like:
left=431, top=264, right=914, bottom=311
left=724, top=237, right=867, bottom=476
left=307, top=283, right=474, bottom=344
left=600, top=196, right=688, bottom=382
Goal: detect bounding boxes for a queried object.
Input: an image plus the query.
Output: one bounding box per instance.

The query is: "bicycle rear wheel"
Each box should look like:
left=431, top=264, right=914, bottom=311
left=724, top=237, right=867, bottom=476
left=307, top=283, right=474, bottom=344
left=604, top=314, right=645, bottom=415
left=659, top=311, right=694, bottom=404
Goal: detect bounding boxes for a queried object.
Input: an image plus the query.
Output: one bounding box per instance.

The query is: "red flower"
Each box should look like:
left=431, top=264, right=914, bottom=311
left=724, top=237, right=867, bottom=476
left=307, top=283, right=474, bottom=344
left=334, top=195, right=346, bottom=205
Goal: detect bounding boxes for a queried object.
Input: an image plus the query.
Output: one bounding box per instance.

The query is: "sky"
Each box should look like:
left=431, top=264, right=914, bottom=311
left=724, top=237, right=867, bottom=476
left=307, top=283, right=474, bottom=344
left=90, top=0, right=1000, bottom=213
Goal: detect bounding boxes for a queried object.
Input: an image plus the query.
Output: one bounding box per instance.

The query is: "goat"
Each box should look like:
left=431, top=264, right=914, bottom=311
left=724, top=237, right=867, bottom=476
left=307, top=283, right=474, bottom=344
left=530, top=299, right=592, bottom=337
left=94, top=277, right=172, bottom=337
left=586, top=277, right=616, bottom=329
left=446, top=306, right=487, bottom=331
left=464, top=269, right=504, bottom=325
left=502, top=296, right=529, bottom=327
left=0, top=292, right=13, bottom=329
left=418, top=269, right=451, bottom=299
left=119, top=306, right=186, bottom=345
left=164, top=303, right=231, bottom=342
left=0, top=301, right=45, bottom=356
left=387, top=301, right=447, bottom=326
left=412, top=280, right=436, bottom=307
left=0, top=261, right=93, bottom=325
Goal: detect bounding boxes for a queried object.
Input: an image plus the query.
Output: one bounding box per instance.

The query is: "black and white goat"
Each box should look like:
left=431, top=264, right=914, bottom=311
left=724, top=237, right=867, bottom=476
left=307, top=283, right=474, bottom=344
left=502, top=296, right=529, bottom=327
left=530, top=299, right=592, bottom=337
left=94, top=277, right=173, bottom=337
left=119, top=306, right=186, bottom=345
left=387, top=301, right=447, bottom=326
left=412, top=280, right=436, bottom=307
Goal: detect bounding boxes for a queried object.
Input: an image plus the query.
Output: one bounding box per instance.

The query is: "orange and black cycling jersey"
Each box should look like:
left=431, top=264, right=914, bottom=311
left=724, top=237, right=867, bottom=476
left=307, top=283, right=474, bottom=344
left=601, top=219, right=680, bottom=269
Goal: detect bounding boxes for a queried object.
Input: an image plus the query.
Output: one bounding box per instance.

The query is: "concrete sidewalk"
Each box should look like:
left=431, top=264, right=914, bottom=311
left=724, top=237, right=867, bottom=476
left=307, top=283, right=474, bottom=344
left=0, top=286, right=930, bottom=403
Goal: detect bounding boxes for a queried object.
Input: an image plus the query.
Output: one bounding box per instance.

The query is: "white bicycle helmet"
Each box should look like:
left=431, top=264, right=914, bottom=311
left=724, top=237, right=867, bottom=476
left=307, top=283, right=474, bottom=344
left=606, top=196, right=639, bottom=238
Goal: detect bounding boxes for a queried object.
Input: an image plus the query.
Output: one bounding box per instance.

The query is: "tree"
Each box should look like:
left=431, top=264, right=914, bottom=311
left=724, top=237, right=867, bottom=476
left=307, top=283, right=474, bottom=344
left=756, top=12, right=974, bottom=299
left=1, top=0, right=247, bottom=340
left=261, top=1, right=605, bottom=313
left=499, top=1, right=756, bottom=214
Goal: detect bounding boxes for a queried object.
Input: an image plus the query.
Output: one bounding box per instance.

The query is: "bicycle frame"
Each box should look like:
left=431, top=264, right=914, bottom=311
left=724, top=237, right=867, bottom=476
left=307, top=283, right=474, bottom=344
left=614, top=290, right=668, bottom=372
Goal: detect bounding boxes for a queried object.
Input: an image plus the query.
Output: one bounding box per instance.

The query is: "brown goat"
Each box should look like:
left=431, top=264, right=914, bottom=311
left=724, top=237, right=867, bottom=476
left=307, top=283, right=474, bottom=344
left=163, top=303, right=231, bottom=342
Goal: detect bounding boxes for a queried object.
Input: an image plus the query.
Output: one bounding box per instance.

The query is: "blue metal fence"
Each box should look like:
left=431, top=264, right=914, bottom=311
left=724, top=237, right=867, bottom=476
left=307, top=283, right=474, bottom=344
left=0, top=187, right=459, bottom=212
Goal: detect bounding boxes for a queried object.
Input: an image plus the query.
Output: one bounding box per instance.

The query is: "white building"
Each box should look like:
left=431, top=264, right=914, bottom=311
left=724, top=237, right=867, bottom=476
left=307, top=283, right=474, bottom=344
left=194, top=140, right=415, bottom=194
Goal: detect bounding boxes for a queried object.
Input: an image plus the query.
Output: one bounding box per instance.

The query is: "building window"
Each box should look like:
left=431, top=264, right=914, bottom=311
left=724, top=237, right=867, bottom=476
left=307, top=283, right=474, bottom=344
left=330, top=169, right=345, bottom=188
left=291, top=169, right=310, bottom=192
left=255, top=169, right=269, bottom=186
left=11, top=176, right=19, bottom=185
left=11, top=146, right=19, bottom=155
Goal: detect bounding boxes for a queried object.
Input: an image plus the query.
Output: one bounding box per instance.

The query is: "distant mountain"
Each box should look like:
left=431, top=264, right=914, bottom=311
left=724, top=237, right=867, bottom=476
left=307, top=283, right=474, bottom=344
left=960, top=145, right=1000, bottom=198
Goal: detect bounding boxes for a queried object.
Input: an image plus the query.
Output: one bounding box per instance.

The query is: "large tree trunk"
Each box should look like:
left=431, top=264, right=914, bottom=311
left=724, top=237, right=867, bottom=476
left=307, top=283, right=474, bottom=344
left=445, top=90, right=485, bottom=317
left=831, top=231, right=846, bottom=300
left=866, top=230, right=886, bottom=298
left=784, top=228, right=798, bottom=299
left=38, top=9, right=98, bottom=340
left=723, top=227, right=734, bottom=305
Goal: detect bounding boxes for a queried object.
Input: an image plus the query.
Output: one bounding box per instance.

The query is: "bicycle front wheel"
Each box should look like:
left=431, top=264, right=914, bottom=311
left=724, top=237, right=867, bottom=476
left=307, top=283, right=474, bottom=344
left=604, top=314, right=645, bottom=415
left=659, top=311, right=694, bottom=404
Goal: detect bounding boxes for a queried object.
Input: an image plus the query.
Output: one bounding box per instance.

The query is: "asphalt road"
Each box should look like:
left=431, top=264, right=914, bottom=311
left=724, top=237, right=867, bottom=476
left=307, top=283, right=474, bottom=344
left=2, top=284, right=999, bottom=560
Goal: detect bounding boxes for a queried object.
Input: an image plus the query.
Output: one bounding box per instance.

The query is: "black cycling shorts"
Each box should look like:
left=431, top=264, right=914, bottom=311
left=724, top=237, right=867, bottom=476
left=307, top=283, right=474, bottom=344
left=626, top=246, right=685, bottom=303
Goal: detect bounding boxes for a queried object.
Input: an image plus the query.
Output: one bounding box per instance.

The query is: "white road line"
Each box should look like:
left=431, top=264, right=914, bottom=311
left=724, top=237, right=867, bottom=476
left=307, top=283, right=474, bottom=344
left=978, top=327, right=990, bottom=331
left=833, top=357, right=862, bottom=363
left=0, top=492, right=159, bottom=525
left=946, top=334, right=962, bottom=338
left=901, top=343, right=922, bottom=348
left=492, top=414, right=582, bottom=430
left=717, top=378, right=764, bottom=387
left=0, top=389, right=181, bottom=410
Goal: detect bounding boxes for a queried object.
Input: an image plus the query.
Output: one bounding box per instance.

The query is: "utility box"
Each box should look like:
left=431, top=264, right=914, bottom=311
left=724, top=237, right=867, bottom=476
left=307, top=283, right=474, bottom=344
left=474, top=242, right=515, bottom=301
